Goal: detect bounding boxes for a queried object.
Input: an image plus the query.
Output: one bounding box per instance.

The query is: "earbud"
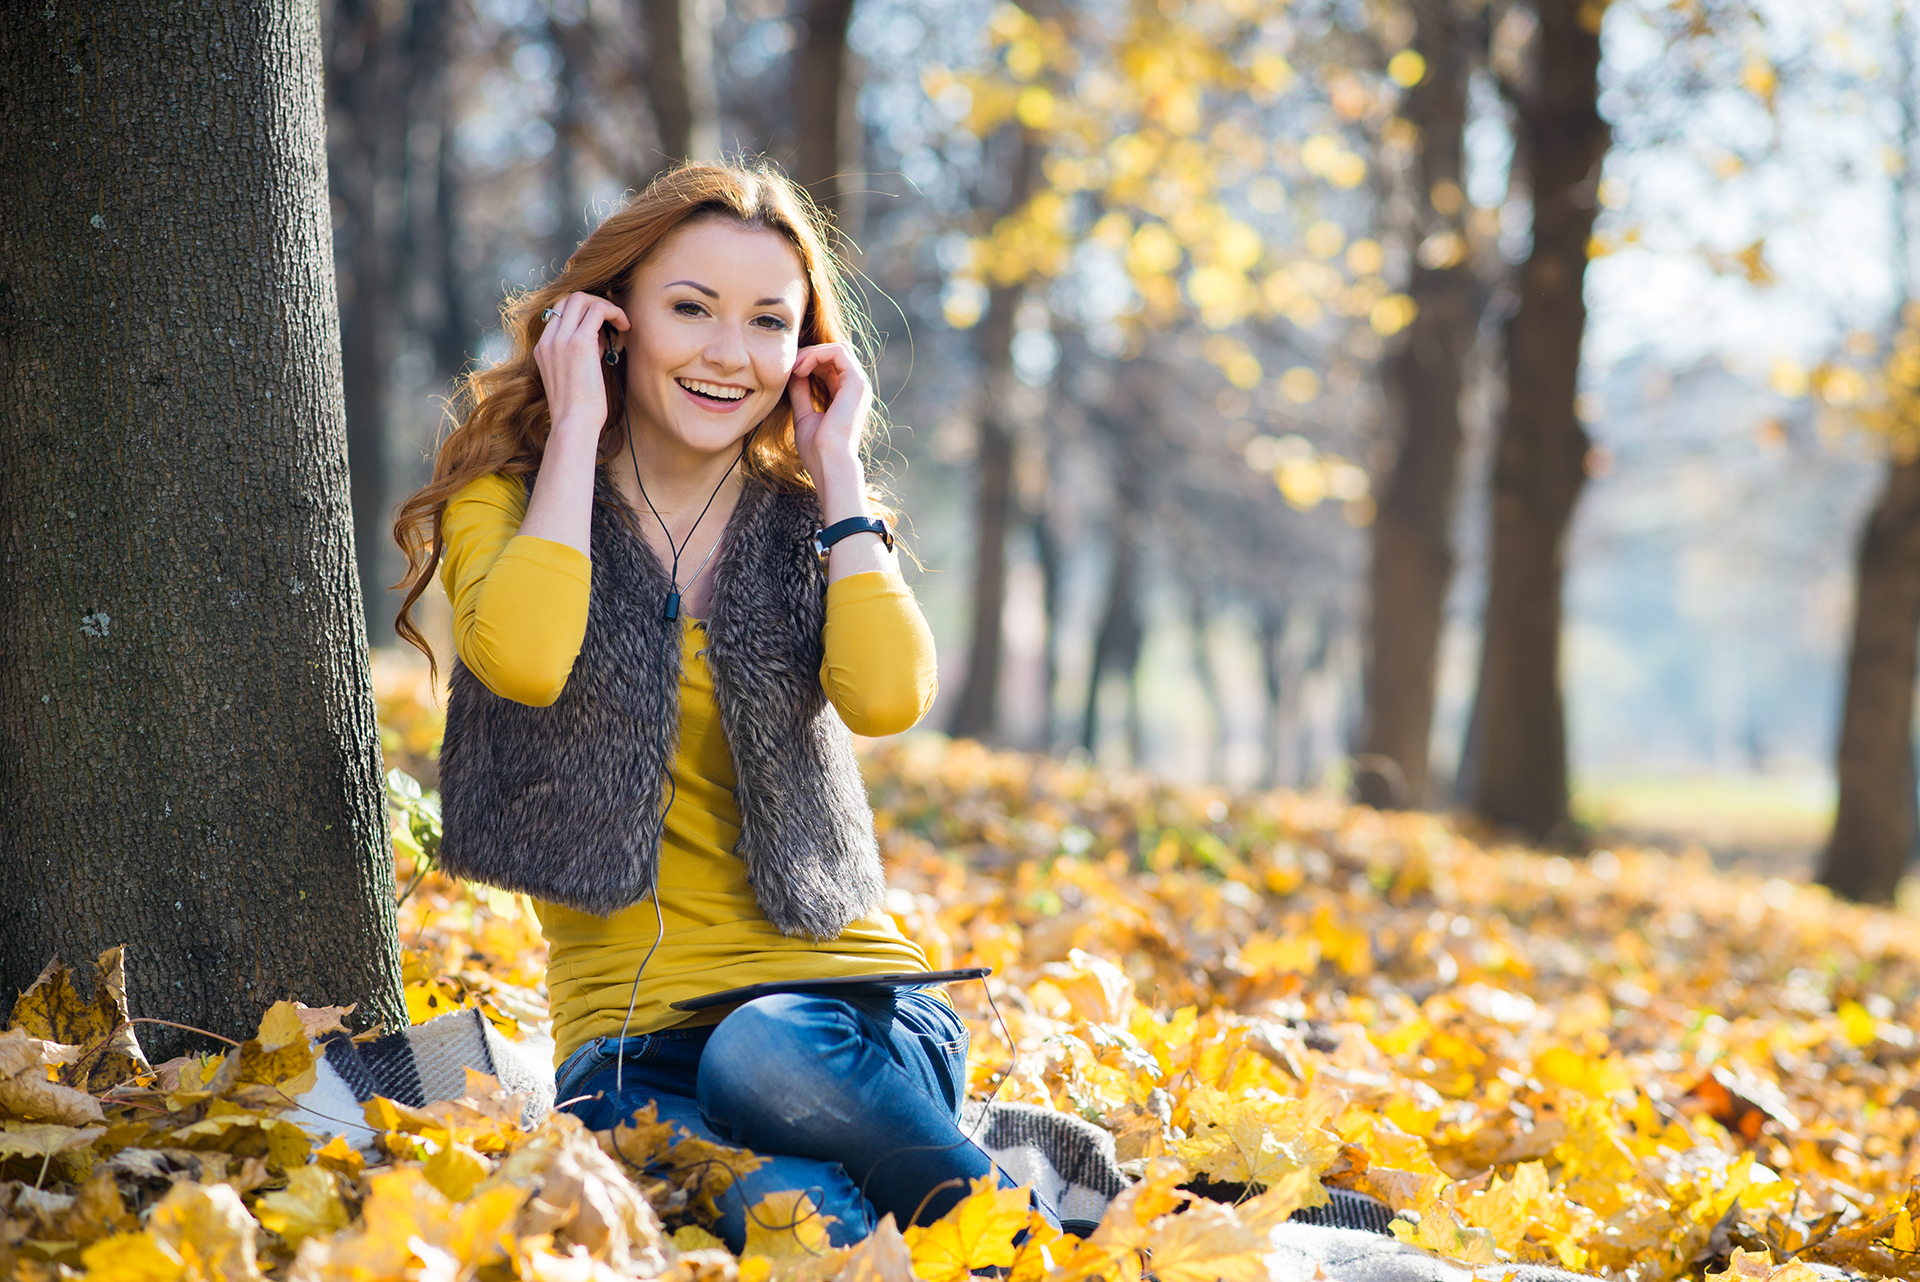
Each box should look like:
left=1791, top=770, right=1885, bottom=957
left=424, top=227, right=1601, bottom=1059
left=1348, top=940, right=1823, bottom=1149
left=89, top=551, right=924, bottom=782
left=605, top=348, right=621, bottom=365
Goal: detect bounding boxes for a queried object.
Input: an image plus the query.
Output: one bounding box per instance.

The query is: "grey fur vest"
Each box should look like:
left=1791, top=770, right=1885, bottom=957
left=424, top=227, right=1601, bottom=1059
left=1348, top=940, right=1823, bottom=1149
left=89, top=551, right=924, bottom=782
left=436, top=474, right=886, bottom=939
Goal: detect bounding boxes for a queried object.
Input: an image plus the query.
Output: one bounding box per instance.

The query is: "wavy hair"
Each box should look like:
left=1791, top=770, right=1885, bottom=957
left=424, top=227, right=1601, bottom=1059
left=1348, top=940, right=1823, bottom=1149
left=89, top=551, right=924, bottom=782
left=392, top=159, right=875, bottom=671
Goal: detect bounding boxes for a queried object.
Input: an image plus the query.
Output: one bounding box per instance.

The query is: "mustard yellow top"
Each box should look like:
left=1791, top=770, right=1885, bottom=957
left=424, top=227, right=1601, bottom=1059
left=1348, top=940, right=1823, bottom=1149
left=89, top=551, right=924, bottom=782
left=440, top=473, right=939, bottom=1065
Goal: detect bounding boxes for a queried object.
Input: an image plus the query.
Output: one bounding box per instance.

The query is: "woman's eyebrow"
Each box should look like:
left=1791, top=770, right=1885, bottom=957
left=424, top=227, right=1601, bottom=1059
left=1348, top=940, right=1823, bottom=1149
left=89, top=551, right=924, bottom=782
left=664, top=280, right=794, bottom=309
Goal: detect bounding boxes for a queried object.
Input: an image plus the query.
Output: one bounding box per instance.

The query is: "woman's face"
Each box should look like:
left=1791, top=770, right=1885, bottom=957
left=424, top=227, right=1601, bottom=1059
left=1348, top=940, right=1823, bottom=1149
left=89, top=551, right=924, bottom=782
left=619, top=218, right=810, bottom=457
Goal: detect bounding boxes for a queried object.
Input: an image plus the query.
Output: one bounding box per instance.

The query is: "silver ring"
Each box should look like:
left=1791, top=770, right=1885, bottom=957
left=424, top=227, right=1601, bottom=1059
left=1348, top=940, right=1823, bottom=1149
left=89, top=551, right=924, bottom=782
left=540, top=307, right=561, bottom=322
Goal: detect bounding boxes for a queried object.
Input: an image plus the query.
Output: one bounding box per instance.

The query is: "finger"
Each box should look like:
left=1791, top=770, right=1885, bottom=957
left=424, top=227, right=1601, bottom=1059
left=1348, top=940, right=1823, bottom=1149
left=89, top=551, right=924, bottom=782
left=551, top=294, right=625, bottom=346
left=569, top=292, right=631, bottom=331
left=787, top=370, right=823, bottom=416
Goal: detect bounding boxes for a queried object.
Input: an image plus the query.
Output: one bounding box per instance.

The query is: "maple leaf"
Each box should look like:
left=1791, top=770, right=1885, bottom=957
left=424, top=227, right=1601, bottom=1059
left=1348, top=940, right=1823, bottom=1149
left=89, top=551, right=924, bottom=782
left=674, top=1225, right=728, bottom=1252
left=1234, top=1166, right=1331, bottom=1233
left=0, top=1121, right=108, bottom=1163
left=65, top=1167, right=140, bottom=1245
left=147, top=1180, right=263, bottom=1281
left=0, top=1027, right=106, bottom=1125
left=1456, top=1159, right=1550, bottom=1252
left=1172, top=1084, right=1340, bottom=1186
left=5, top=948, right=151, bottom=1095
left=1140, top=1198, right=1269, bottom=1282
left=1707, top=1247, right=1825, bottom=1282
left=311, top=1133, right=364, bottom=1180
left=425, top=1138, right=491, bottom=1200
left=1043, top=1154, right=1189, bottom=1282
left=901, top=1177, right=1030, bottom=1282
left=742, top=1188, right=837, bottom=1266
left=829, top=1213, right=916, bottom=1282
left=77, top=1230, right=187, bottom=1282
left=1389, top=1204, right=1499, bottom=1267
left=255, top=1164, right=351, bottom=1249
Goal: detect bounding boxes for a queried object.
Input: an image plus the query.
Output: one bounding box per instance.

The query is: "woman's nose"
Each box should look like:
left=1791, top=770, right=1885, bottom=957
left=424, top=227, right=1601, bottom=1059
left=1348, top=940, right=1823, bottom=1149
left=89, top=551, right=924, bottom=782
left=702, top=324, right=750, bottom=371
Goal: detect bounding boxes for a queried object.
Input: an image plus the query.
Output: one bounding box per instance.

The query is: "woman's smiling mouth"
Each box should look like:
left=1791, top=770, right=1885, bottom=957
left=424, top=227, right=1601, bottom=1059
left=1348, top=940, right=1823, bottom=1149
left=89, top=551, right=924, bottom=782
left=677, top=377, right=750, bottom=404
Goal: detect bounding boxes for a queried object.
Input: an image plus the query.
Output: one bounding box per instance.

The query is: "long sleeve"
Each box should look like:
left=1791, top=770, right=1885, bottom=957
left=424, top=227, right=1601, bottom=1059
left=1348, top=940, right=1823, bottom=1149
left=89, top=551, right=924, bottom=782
left=819, top=569, right=938, bottom=737
left=439, top=473, right=592, bottom=707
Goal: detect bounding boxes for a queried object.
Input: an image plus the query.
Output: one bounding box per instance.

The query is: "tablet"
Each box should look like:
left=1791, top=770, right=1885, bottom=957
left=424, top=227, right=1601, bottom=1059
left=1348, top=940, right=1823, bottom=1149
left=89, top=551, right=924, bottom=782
left=668, top=967, right=993, bottom=1012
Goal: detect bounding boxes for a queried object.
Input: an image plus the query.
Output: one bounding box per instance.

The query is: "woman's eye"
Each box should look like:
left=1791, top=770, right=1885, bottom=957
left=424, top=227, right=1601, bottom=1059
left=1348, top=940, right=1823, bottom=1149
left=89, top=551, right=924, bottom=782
left=673, top=301, right=706, bottom=317
left=753, top=315, right=790, bottom=331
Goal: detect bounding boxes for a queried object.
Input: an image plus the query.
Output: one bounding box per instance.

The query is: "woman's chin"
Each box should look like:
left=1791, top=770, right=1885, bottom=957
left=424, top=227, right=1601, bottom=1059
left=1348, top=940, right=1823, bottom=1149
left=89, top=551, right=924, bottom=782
left=643, top=415, right=765, bottom=460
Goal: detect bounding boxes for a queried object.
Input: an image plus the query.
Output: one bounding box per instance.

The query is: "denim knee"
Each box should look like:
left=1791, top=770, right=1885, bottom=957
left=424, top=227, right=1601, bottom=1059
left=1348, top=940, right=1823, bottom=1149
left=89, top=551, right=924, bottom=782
left=697, top=995, right=868, bottom=1136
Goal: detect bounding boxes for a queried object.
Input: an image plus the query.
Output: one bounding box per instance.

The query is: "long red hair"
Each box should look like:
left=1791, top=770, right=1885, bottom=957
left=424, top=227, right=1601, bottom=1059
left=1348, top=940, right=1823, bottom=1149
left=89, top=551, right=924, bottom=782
left=392, top=160, right=874, bottom=670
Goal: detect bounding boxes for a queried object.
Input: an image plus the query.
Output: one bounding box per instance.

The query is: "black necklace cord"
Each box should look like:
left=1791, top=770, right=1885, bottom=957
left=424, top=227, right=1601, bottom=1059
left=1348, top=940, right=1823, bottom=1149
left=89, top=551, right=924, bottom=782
left=622, top=392, right=750, bottom=621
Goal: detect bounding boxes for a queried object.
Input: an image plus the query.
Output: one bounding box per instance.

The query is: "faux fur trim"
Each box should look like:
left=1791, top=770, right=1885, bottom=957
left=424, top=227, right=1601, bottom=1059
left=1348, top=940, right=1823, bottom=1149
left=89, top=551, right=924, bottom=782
left=437, top=474, right=885, bottom=938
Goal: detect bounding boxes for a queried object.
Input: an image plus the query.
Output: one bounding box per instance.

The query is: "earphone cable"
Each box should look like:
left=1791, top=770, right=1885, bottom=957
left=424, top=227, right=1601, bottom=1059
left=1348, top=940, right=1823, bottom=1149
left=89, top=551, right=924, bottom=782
left=623, top=393, right=748, bottom=620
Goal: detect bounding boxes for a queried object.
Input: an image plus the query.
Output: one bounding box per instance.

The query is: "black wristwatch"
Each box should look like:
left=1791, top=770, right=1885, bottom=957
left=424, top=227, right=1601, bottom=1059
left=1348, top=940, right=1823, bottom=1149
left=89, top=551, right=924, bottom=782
left=813, top=516, right=894, bottom=559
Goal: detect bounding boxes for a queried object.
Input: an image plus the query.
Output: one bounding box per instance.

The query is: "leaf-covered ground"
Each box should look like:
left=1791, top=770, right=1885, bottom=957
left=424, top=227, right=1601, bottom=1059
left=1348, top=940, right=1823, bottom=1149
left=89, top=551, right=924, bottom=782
left=4, top=662, right=1920, bottom=1281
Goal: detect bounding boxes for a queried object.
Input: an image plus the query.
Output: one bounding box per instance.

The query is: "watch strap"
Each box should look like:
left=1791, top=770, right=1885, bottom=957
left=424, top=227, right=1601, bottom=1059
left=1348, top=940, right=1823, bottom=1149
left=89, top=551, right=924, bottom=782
left=813, top=516, right=893, bottom=558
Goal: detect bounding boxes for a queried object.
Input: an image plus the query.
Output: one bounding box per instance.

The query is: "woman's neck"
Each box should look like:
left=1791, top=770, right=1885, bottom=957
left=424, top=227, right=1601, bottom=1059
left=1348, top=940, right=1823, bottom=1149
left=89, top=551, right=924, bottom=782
left=612, top=423, right=750, bottom=524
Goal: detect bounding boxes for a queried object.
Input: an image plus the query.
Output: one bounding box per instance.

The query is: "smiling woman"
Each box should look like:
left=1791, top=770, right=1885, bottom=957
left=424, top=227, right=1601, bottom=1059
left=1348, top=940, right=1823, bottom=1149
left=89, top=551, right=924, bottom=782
left=387, top=162, right=1044, bottom=1251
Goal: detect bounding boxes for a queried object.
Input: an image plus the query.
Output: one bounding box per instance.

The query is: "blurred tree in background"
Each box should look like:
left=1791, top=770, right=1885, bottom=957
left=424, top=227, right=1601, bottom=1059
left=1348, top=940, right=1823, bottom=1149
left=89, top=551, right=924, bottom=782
left=1817, top=2, right=1920, bottom=904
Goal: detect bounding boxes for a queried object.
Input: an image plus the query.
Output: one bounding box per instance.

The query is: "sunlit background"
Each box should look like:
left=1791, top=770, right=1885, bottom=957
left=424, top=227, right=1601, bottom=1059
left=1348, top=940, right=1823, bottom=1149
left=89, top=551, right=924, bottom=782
left=333, top=0, right=1920, bottom=885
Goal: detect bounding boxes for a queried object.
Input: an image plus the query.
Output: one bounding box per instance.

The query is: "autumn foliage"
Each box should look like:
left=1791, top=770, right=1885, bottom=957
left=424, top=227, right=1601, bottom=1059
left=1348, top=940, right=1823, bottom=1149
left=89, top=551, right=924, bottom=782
left=5, top=671, right=1920, bottom=1280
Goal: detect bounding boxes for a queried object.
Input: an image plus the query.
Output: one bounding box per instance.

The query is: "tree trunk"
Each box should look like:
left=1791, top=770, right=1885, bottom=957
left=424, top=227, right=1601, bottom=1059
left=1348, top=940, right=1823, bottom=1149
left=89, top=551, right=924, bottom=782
left=397, top=0, right=465, bottom=389
left=1080, top=520, right=1143, bottom=759
left=1357, top=0, right=1479, bottom=811
left=550, top=11, right=593, bottom=264
left=792, top=0, right=862, bottom=238
left=1259, top=605, right=1287, bottom=788
left=327, top=0, right=411, bottom=644
left=1188, top=586, right=1226, bottom=781
left=1034, top=508, right=1063, bottom=752
left=1818, top=1, right=1920, bottom=904
left=1817, top=456, right=1920, bottom=902
left=1079, top=400, right=1148, bottom=760
left=1466, top=0, right=1608, bottom=841
left=425, top=18, right=471, bottom=387
left=0, top=0, right=406, bottom=1055
left=637, top=0, right=718, bottom=170
left=950, top=323, right=1018, bottom=741
left=948, top=127, right=1043, bottom=742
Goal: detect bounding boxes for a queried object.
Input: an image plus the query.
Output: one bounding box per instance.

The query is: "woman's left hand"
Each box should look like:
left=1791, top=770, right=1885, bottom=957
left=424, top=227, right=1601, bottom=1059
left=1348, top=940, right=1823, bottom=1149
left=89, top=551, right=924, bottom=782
left=789, top=343, right=872, bottom=482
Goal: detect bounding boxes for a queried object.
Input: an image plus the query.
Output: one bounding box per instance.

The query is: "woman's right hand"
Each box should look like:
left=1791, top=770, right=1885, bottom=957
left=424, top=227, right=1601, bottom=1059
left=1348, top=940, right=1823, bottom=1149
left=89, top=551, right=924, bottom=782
left=532, top=291, right=631, bottom=437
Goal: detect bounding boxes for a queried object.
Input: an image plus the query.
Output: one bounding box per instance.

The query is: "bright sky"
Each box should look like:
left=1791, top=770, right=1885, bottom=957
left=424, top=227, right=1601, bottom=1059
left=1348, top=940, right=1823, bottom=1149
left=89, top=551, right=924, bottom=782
left=1582, top=0, right=1905, bottom=376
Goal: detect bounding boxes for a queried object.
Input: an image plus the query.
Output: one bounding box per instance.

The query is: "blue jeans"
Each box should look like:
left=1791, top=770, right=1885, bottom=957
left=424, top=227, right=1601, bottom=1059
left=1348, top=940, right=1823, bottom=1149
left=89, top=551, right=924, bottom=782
left=556, top=989, right=1043, bottom=1250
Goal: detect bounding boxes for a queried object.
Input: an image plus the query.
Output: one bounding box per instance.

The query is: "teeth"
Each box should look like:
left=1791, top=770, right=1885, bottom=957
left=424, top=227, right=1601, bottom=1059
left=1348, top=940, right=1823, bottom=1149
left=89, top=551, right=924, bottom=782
left=677, top=378, right=748, bottom=402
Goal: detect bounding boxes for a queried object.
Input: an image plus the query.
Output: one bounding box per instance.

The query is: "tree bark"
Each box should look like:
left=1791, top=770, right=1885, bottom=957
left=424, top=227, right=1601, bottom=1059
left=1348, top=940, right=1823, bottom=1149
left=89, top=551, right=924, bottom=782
left=1080, top=517, right=1144, bottom=760
left=1465, top=0, right=1608, bottom=841
left=1818, top=1, right=1920, bottom=904
left=1034, top=507, right=1063, bottom=752
left=949, top=297, right=1018, bottom=742
left=0, top=0, right=406, bottom=1055
left=948, top=127, right=1043, bottom=742
left=1356, top=0, right=1480, bottom=811
left=424, top=13, right=471, bottom=387
left=1259, top=605, right=1287, bottom=788
left=792, top=0, right=862, bottom=238
left=636, top=0, right=718, bottom=171
left=1187, top=584, right=1226, bottom=781
left=1817, top=456, right=1920, bottom=902
left=326, top=0, right=412, bottom=644
left=550, top=11, right=593, bottom=265
left=1079, top=397, right=1149, bottom=761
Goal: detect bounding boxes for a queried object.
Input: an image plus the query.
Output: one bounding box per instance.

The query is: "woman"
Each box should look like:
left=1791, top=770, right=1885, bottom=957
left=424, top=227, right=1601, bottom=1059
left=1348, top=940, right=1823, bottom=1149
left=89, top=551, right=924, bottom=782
left=392, top=162, right=1042, bottom=1248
